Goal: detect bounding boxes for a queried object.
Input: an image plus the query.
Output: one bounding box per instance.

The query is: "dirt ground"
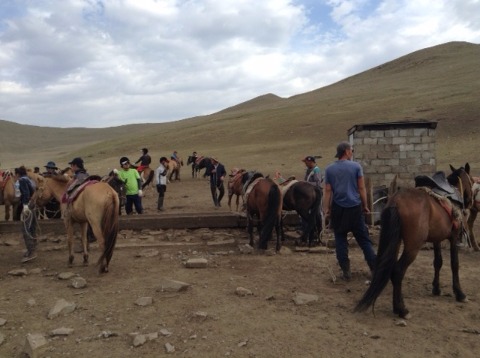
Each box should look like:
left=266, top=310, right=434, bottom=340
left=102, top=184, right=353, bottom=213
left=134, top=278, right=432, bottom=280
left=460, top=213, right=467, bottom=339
left=1, top=175, right=480, bottom=357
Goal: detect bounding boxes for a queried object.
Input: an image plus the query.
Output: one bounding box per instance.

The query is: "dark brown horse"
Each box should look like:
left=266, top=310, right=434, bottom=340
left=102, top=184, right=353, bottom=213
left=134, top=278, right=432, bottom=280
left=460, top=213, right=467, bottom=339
left=102, top=171, right=126, bottom=215
left=242, top=172, right=282, bottom=251
left=32, top=175, right=119, bottom=273
left=281, top=180, right=323, bottom=246
left=355, top=164, right=473, bottom=319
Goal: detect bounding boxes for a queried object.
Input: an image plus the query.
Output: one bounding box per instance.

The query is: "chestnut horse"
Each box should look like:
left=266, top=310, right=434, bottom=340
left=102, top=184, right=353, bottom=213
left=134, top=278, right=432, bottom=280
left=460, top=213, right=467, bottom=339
left=0, top=170, right=19, bottom=221
left=466, top=180, right=480, bottom=251
left=242, top=171, right=282, bottom=251
left=167, top=157, right=183, bottom=182
left=355, top=164, right=473, bottom=319
left=228, top=168, right=246, bottom=211
left=32, top=175, right=119, bottom=273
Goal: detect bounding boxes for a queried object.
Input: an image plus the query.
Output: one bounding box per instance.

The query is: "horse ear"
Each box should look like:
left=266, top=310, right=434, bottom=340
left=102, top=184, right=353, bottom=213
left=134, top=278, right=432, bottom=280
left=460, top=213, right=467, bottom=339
left=449, top=164, right=456, bottom=172
left=465, top=163, right=470, bottom=174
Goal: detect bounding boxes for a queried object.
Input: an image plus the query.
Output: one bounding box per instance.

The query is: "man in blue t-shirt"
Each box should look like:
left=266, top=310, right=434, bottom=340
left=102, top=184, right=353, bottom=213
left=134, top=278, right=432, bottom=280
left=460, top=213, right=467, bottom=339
left=323, top=141, right=376, bottom=281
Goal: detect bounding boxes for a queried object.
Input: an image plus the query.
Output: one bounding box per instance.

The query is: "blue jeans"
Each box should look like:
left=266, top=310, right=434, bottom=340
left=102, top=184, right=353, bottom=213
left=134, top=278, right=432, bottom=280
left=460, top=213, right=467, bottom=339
left=333, top=207, right=376, bottom=266
left=126, top=194, right=143, bottom=214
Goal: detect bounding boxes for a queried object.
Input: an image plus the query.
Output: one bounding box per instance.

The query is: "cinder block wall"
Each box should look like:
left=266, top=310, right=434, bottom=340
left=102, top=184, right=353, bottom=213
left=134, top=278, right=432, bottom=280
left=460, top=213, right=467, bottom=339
left=350, top=122, right=436, bottom=187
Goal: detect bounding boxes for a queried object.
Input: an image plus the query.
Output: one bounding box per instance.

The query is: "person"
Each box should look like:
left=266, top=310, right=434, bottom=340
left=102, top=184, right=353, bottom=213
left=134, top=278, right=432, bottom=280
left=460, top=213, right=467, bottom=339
left=155, top=157, right=169, bottom=211
left=209, top=157, right=226, bottom=207
left=323, top=141, right=376, bottom=281
left=171, top=150, right=181, bottom=165
left=189, top=151, right=199, bottom=178
left=42, top=161, right=60, bottom=177
left=118, top=156, right=143, bottom=215
left=16, top=166, right=37, bottom=263
left=66, top=157, right=89, bottom=194
left=135, top=148, right=151, bottom=173
left=33, top=167, right=40, bottom=174
left=42, top=161, right=61, bottom=218
left=302, top=156, right=322, bottom=189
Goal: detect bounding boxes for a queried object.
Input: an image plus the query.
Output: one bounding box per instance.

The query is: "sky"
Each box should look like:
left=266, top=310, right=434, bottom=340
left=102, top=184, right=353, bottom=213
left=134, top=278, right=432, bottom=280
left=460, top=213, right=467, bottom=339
left=0, top=0, right=479, bottom=128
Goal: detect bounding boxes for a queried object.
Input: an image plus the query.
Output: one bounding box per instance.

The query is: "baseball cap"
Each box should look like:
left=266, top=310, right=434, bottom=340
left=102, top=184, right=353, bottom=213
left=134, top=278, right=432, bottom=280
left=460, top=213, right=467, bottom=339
left=68, top=157, right=84, bottom=167
left=302, top=156, right=316, bottom=163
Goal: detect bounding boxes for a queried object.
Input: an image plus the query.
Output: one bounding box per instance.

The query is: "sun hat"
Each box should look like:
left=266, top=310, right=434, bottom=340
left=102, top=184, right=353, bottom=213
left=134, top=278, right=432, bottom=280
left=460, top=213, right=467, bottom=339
left=44, top=161, right=58, bottom=169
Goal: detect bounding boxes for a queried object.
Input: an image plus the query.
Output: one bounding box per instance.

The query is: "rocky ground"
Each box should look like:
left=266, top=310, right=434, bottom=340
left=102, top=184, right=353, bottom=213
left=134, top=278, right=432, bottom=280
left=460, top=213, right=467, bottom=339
left=1, top=176, right=480, bottom=357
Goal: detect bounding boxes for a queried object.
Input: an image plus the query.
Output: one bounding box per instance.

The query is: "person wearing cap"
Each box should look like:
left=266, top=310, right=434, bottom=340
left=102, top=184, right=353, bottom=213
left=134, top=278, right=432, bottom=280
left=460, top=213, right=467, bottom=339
left=66, top=157, right=89, bottom=193
left=323, top=141, right=376, bottom=281
left=134, top=148, right=152, bottom=173
left=209, top=157, right=226, bottom=207
left=154, top=157, right=169, bottom=211
left=302, top=156, right=322, bottom=189
left=118, top=156, right=144, bottom=215
left=171, top=150, right=181, bottom=165
left=42, top=161, right=60, bottom=177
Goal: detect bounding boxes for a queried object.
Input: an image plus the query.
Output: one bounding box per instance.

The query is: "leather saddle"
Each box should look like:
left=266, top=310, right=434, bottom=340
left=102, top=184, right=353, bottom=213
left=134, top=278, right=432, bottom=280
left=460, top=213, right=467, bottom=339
left=415, top=171, right=463, bottom=207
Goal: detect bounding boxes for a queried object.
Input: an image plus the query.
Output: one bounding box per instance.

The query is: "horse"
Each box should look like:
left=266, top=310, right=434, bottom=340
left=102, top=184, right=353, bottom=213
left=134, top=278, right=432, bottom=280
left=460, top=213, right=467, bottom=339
left=131, top=165, right=154, bottom=190
left=280, top=180, right=323, bottom=247
left=31, top=175, right=119, bottom=273
left=354, top=164, right=473, bottom=319
left=187, top=155, right=200, bottom=178
left=227, top=168, right=246, bottom=211
left=102, top=171, right=126, bottom=215
left=167, top=157, right=183, bottom=182
left=0, top=170, right=19, bottom=221
left=241, top=171, right=282, bottom=251
left=466, top=180, right=480, bottom=251
left=194, top=157, right=213, bottom=178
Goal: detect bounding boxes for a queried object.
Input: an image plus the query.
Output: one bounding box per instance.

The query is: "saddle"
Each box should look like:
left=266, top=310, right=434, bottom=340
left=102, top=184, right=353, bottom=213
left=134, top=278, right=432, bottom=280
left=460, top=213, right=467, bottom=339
left=414, top=171, right=463, bottom=207
left=62, top=179, right=99, bottom=204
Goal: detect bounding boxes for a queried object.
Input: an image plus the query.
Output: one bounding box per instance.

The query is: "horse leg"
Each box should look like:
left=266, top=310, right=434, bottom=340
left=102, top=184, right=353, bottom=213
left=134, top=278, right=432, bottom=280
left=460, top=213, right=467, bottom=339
left=275, top=217, right=281, bottom=251
left=80, top=223, right=89, bottom=266
left=467, top=209, right=479, bottom=251
left=450, top=235, right=467, bottom=302
left=228, top=193, right=233, bottom=211
left=5, top=203, right=10, bottom=221
left=247, top=216, right=255, bottom=247
left=66, top=219, right=75, bottom=267
left=432, top=242, right=442, bottom=296
left=391, top=250, right=417, bottom=319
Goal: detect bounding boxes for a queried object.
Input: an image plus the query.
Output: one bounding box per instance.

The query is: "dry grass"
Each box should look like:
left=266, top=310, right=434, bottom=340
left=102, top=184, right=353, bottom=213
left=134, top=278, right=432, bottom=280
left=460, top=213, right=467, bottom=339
left=1, top=41, right=479, bottom=179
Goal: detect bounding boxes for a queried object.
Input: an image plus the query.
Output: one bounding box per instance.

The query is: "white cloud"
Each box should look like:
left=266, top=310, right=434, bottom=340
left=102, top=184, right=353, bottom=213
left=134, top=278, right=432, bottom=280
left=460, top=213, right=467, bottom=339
left=0, top=0, right=479, bottom=128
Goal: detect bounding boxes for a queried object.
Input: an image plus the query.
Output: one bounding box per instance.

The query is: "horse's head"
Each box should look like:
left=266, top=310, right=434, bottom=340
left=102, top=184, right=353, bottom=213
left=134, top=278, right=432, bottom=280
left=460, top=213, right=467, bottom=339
left=448, top=163, right=473, bottom=209
left=31, top=178, right=54, bottom=207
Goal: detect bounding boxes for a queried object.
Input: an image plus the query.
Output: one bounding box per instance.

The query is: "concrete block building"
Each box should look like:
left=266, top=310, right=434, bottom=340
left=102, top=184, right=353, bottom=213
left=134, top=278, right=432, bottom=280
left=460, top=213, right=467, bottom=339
left=348, top=120, right=437, bottom=187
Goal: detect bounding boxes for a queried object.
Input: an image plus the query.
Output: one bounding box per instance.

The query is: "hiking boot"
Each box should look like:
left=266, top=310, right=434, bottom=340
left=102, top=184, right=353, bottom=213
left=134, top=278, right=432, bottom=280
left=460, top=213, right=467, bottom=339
left=21, top=252, right=37, bottom=263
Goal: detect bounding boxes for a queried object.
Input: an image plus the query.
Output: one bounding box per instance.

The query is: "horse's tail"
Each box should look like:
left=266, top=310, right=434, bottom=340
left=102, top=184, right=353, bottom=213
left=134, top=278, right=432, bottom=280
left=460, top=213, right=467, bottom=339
left=354, top=206, right=402, bottom=313
left=142, top=170, right=154, bottom=189
left=308, top=186, right=323, bottom=241
left=97, top=192, right=119, bottom=272
left=259, top=183, right=282, bottom=250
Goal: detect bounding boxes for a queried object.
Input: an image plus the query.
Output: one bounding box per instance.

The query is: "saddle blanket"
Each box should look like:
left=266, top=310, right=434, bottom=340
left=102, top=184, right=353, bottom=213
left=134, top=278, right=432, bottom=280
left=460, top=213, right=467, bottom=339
left=62, top=180, right=99, bottom=204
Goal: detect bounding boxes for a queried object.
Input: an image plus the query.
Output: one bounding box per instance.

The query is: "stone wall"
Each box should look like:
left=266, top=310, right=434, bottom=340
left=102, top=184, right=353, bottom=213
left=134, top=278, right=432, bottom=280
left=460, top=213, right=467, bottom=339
left=351, top=124, right=436, bottom=187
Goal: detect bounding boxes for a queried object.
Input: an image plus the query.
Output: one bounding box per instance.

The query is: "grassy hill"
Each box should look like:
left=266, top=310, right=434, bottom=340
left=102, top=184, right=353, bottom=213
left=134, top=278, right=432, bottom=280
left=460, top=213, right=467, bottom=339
left=1, top=41, right=479, bottom=179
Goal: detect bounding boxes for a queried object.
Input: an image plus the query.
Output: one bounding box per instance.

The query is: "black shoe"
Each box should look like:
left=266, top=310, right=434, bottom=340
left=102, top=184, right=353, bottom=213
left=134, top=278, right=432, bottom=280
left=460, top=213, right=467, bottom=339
left=21, top=252, right=37, bottom=263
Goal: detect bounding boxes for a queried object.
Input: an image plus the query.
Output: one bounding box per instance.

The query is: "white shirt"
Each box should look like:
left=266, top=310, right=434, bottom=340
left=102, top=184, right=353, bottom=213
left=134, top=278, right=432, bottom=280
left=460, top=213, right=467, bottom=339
left=155, top=163, right=168, bottom=185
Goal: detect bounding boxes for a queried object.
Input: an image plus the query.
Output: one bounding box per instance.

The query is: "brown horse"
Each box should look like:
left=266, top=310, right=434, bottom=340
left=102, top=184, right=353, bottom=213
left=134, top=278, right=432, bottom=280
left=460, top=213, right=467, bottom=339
left=0, top=170, right=19, bottom=221
left=32, top=175, right=119, bottom=273
left=228, top=168, right=246, bottom=211
left=281, top=180, right=323, bottom=247
left=355, top=164, right=473, bottom=319
left=242, top=171, right=282, bottom=251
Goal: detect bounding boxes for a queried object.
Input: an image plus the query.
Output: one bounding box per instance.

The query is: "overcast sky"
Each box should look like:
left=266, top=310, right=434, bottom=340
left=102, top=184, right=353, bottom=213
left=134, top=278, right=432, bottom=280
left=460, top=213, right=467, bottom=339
left=0, top=0, right=479, bottom=128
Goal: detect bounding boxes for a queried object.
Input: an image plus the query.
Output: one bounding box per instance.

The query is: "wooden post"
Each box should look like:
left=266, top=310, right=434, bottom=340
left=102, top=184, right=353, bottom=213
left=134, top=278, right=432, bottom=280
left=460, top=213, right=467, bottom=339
left=365, top=177, right=374, bottom=226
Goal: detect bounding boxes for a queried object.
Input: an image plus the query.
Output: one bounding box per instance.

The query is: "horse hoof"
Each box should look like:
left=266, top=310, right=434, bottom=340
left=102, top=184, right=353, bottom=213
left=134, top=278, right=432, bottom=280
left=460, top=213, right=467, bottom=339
left=459, top=297, right=469, bottom=303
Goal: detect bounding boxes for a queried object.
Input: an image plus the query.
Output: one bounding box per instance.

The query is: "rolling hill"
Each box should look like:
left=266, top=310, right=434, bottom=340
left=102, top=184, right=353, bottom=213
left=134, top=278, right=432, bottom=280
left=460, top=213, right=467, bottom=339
left=1, top=41, right=479, bottom=178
